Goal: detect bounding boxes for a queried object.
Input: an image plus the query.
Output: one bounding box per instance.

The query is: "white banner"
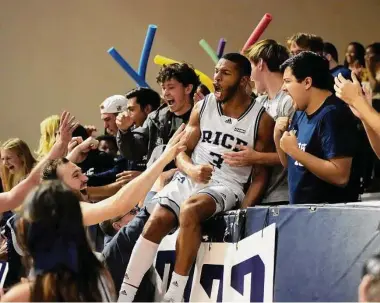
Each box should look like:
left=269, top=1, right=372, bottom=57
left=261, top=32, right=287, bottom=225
left=151, top=223, right=276, bottom=302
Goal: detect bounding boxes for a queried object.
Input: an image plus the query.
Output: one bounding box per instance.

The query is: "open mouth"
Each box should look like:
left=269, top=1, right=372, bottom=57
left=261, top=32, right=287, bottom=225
left=7, top=165, right=15, bottom=171
left=213, top=83, right=222, bottom=99
left=166, top=99, right=175, bottom=106
left=80, top=183, right=88, bottom=195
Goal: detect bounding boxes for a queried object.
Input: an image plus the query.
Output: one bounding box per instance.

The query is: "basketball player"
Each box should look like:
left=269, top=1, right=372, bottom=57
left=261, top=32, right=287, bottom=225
left=118, top=53, right=274, bottom=302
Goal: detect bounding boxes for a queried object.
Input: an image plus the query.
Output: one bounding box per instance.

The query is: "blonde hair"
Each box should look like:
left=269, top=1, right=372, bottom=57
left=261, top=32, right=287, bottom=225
left=1, top=138, right=37, bottom=192
left=35, top=115, right=60, bottom=160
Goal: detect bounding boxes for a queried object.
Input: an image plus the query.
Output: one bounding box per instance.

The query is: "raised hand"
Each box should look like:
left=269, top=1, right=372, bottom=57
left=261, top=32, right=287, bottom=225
left=116, top=112, right=134, bottom=131
left=334, top=72, right=364, bottom=106
left=160, top=123, right=188, bottom=164
left=49, top=111, right=78, bottom=159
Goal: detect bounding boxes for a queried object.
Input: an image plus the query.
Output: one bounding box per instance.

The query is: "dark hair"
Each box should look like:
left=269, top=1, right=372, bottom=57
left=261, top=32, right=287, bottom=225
left=367, top=43, right=380, bottom=56
left=125, top=87, right=161, bottom=111
left=96, top=135, right=117, bottom=148
left=344, top=42, right=366, bottom=68
left=198, top=84, right=210, bottom=96
left=156, top=63, right=200, bottom=98
left=100, top=207, right=139, bottom=237
left=221, top=53, right=252, bottom=77
left=323, top=42, right=339, bottom=62
left=245, top=39, right=290, bottom=72
left=280, top=51, right=334, bottom=90
left=72, top=125, right=89, bottom=141
left=17, top=181, right=114, bottom=301
left=287, top=33, right=324, bottom=54
left=41, top=158, right=69, bottom=181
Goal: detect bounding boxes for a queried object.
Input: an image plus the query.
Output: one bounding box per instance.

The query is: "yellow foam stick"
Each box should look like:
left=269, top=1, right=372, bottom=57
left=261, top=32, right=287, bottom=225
left=154, top=55, right=214, bottom=92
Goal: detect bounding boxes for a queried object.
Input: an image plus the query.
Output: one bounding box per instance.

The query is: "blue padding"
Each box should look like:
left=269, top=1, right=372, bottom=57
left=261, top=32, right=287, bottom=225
left=243, top=205, right=380, bottom=301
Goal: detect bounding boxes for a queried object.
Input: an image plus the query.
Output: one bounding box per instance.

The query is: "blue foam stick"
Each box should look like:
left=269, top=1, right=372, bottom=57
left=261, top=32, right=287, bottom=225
left=108, top=47, right=150, bottom=88
left=138, top=24, right=157, bottom=79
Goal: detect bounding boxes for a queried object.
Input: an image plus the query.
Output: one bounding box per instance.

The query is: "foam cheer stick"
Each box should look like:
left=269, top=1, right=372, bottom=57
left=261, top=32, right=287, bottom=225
left=108, top=24, right=158, bottom=88
left=108, top=47, right=149, bottom=87
left=199, top=39, right=219, bottom=64
left=154, top=55, right=214, bottom=92
left=241, top=13, right=273, bottom=53
left=217, top=38, right=226, bottom=59
left=138, top=24, right=157, bottom=79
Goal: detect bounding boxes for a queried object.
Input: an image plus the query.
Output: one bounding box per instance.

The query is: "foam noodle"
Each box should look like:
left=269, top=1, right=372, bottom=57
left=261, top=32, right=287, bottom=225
left=217, top=38, right=226, bottom=59
left=138, top=24, right=157, bottom=79
left=154, top=55, right=214, bottom=92
left=241, top=13, right=273, bottom=53
left=108, top=47, right=150, bottom=88
left=199, top=39, right=219, bottom=64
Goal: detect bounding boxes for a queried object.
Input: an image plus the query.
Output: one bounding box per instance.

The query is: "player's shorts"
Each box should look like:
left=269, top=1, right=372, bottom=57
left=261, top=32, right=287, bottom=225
left=149, top=171, right=241, bottom=223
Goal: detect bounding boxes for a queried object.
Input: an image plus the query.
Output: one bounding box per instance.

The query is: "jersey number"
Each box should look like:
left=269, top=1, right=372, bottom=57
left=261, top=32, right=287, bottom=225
left=209, top=152, right=223, bottom=169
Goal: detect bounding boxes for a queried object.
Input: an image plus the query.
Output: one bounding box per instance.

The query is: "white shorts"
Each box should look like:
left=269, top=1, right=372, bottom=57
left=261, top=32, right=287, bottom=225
left=150, top=172, right=240, bottom=222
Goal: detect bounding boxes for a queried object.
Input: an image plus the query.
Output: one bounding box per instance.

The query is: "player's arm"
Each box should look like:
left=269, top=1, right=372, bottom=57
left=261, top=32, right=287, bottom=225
left=79, top=124, right=187, bottom=226
left=175, top=102, right=202, bottom=173
left=175, top=102, right=214, bottom=184
left=241, top=112, right=275, bottom=208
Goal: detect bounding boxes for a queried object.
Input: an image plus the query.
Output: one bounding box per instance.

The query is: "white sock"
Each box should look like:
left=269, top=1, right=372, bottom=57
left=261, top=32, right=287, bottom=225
left=118, top=284, right=137, bottom=302
left=163, top=272, right=189, bottom=302
left=118, top=236, right=159, bottom=302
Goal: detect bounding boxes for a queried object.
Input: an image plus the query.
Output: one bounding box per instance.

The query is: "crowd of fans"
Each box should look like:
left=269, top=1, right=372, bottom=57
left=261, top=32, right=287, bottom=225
left=0, top=32, right=379, bottom=301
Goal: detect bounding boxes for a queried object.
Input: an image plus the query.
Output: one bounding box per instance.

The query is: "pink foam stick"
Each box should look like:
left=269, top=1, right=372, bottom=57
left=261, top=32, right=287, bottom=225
left=241, top=13, right=273, bottom=53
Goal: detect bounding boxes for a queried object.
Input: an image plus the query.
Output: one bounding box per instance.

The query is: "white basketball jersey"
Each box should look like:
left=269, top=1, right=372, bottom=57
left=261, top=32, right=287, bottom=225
left=191, top=93, right=265, bottom=196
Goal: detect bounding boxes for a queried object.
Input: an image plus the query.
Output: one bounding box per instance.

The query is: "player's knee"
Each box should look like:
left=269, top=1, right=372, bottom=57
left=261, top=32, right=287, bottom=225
left=142, top=207, right=176, bottom=240
left=180, top=197, right=201, bottom=228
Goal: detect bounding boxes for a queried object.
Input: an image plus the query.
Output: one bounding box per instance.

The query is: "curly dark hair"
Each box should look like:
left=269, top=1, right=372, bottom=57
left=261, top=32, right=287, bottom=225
left=156, top=63, right=200, bottom=98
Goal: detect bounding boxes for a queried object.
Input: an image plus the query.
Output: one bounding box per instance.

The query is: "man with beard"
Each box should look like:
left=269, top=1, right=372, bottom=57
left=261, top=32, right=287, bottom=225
left=118, top=53, right=274, bottom=302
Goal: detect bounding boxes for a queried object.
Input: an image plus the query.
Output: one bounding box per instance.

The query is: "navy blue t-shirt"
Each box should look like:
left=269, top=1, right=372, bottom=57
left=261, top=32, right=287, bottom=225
left=288, top=95, right=359, bottom=204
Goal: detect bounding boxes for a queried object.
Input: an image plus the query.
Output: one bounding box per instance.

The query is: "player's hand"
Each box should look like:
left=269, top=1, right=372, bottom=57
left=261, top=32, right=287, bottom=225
left=189, top=164, right=213, bottom=184
left=222, top=145, right=257, bottom=166
left=116, top=111, right=134, bottom=131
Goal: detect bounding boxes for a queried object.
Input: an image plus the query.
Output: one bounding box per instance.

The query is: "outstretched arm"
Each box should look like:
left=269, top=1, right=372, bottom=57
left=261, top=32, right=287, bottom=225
left=80, top=124, right=188, bottom=226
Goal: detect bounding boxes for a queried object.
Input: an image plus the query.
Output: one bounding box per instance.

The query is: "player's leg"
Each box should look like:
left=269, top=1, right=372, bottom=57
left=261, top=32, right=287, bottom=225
left=118, top=205, right=176, bottom=302
left=163, top=185, right=238, bottom=302
left=118, top=174, right=192, bottom=302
